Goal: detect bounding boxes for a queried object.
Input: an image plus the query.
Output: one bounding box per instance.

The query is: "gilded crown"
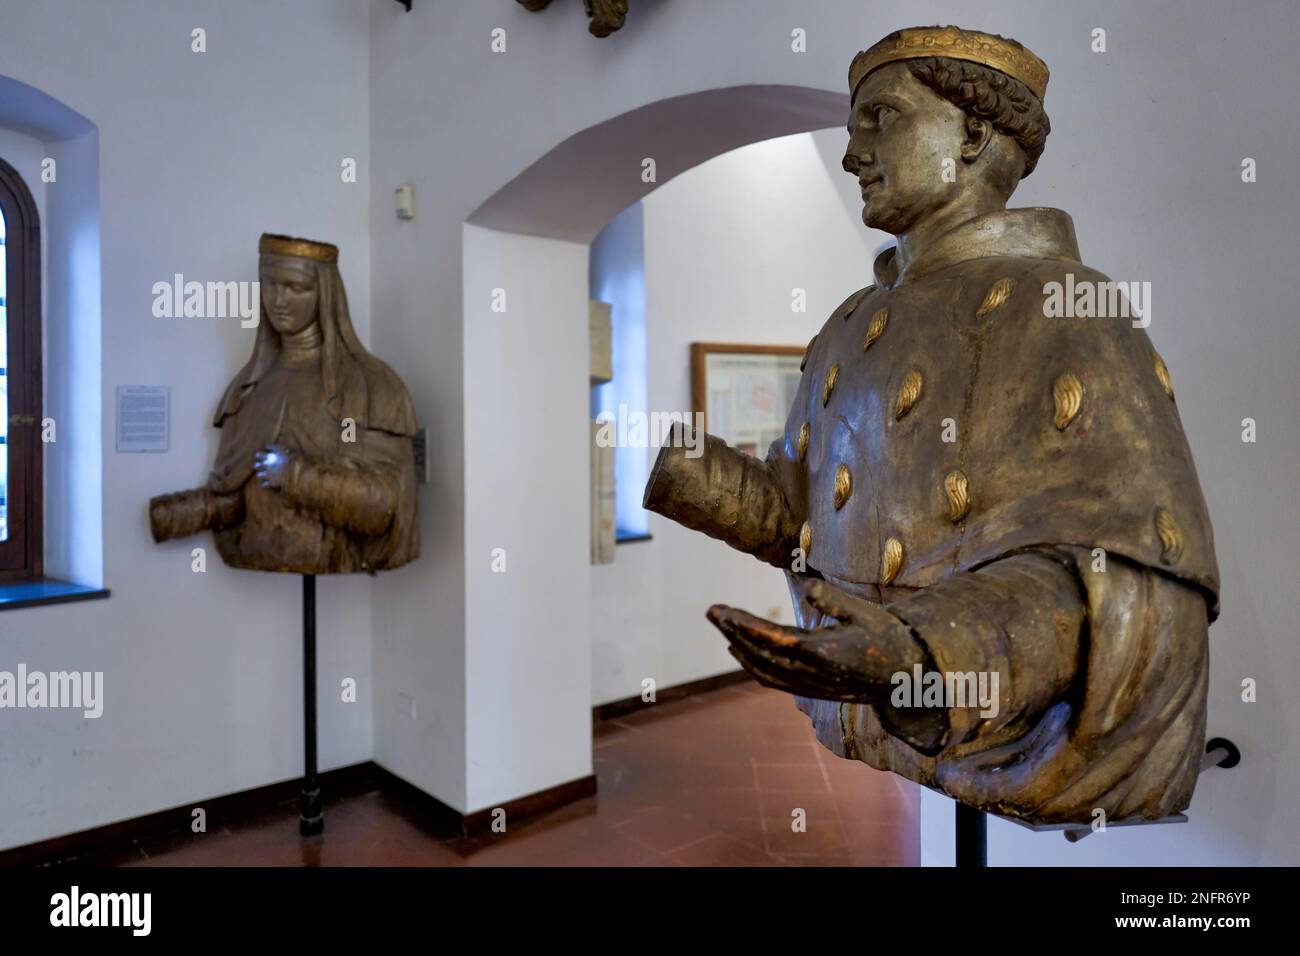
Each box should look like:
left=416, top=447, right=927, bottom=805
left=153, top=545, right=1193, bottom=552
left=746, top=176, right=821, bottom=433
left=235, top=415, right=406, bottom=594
left=850, top=26, right=1049, bottom=102
left=258, top=233, right=339, bottom=264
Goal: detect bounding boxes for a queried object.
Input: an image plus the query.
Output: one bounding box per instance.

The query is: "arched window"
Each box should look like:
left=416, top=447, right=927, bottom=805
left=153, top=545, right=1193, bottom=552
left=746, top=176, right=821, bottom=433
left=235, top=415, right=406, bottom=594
left=0, top=157, right=42, bottom=580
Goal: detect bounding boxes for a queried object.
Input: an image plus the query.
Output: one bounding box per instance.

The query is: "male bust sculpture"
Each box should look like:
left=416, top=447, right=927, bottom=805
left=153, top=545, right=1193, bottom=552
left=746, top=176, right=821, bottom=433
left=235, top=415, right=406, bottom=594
left=149, top=234, right=419, bottom=574
left=644, top=26, right=1218, bottom=825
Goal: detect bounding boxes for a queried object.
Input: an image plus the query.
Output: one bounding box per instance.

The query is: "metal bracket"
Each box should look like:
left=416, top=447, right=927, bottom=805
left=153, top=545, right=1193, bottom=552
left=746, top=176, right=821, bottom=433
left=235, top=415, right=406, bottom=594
left=412, top=427, right=429, bottom=484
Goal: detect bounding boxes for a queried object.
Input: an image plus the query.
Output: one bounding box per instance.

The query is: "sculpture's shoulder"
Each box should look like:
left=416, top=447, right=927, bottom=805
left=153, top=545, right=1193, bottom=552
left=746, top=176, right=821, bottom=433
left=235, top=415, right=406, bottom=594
left=211, top=361, right=257, bottom=427
left=777, top=252, right=1219, bottom=622
left=797, top=283, right=879, bottom=373
left=356, top=354, right=418, bottom=437
left=958, top=255, right=1220, bottom=619
left=977, top=257, right=1127, bottom=322
left=956, top=257, right=1161, bottom=372
left=830, top=283, right=878, bottom=322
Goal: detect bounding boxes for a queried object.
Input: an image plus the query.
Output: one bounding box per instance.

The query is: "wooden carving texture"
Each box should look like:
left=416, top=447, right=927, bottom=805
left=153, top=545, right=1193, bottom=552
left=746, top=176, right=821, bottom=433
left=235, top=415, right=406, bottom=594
left=149, top=245, right=420, bottom=574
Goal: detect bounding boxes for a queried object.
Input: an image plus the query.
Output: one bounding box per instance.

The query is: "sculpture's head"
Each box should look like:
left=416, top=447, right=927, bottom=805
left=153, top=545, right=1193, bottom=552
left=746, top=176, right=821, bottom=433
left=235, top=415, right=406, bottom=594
left=843, top=26, right=1051, bottom=235
left=261, top=257, right=319, bottom=338
left=216, top=235, right=377, bottom=428
left=212, top=233, right=418, bottom=483
left=258, top=235, right=335, bottom=339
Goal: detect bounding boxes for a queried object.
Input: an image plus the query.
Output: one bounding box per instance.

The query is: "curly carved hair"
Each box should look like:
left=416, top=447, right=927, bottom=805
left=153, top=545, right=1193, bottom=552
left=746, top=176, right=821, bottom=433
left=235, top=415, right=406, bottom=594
left=905, top=56, right=1051, bottom=177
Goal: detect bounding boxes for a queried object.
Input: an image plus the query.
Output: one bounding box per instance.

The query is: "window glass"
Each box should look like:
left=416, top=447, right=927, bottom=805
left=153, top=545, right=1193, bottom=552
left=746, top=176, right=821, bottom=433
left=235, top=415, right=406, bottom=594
left=0, top=203, right=8, bottom=543
left=589, top=202, right=649, bottom=539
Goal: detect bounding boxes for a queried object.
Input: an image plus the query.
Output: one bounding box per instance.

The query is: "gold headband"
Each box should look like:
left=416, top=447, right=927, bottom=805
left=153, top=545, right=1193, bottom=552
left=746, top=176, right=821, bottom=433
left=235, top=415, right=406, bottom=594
left=850, top=26, right=1049, bottom=102
left=258, top=233, right=339, bottom=264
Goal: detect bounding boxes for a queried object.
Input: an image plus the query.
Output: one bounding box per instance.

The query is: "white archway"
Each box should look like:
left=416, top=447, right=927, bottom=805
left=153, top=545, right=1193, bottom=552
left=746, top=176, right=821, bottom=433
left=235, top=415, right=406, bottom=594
left=468, top=85, right=848, bottom=242
left=459, top=84, right=850, bottom=813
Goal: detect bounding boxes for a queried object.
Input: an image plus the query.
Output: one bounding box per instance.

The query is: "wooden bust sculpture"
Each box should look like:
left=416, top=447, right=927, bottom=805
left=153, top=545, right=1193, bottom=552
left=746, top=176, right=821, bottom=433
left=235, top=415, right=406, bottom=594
left=149, top=234, right=419, bottom=574
left=643, top=27, right=1219, bottom=825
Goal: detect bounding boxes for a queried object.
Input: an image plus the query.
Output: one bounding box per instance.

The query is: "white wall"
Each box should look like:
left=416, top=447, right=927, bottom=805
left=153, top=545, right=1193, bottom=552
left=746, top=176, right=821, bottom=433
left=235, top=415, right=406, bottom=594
left=589, top=130, right=884, bottom=705
left=41, top=127, right=101, bottom=587
left=0, top=0, right=374, bottom=851
left=462, top=225, right=592, bottom=811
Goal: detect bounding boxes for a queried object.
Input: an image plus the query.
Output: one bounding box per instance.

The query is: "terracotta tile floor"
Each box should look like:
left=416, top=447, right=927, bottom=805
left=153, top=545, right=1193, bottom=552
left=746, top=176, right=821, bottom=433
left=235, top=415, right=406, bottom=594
left=110, top=681, right=918, bottom=866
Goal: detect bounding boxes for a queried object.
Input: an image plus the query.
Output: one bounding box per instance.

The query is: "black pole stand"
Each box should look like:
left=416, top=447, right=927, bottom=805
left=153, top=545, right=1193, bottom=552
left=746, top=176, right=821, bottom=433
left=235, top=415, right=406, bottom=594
left=955, top=802, right=987, bottom=867
left=299, top=574, right=324, bottom=836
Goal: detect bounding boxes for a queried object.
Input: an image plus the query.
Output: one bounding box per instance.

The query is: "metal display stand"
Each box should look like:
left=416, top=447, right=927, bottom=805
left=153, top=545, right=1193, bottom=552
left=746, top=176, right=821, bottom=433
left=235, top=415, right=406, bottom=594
left=955, top=802, right=987, bottom=867
left=955, top=737, right=1241, bottom=866
left=299, top=574, right=324, bottom=836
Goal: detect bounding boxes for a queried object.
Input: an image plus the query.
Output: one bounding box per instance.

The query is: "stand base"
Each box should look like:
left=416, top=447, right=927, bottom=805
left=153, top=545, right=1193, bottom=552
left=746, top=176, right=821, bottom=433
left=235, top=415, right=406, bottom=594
left=955, top=802, right=987, bottom=867
left=299, top=786, right=324, bottom=836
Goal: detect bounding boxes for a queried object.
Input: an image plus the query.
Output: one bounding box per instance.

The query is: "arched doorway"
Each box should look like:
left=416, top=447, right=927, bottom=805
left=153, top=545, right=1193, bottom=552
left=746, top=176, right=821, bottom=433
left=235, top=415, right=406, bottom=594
left=456, top=83, right=918, bottom=864
left=459, top=85, right=850, bottom=811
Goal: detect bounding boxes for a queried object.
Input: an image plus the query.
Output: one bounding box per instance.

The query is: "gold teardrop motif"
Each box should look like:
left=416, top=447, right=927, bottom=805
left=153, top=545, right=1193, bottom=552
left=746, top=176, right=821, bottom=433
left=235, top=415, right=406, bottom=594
left=822, top=363, right=839, bottom=407
left=1155, top=507, right=1183, bottom=563
left=944, top=470, right=970, bottom=523
left=1154, top=352, right=1175, bottom=400
left=863, top=307, right=889, bottom=350
left=800, top=334, right=817, bottom=372
left=799, top=521, right=813, bottom=557
left=797, top=421, right=809, bottom=461
left=833, top=464, right=852, bottom=510
left=881, top=537, right=904, bottom=586
left=1052, top=373, right=1084, bottom=430
left=895, top=370, right=923, bottom=420
left=976, top=277, right=1016, bottom=318
left=832, top=285, right=874, bottom=322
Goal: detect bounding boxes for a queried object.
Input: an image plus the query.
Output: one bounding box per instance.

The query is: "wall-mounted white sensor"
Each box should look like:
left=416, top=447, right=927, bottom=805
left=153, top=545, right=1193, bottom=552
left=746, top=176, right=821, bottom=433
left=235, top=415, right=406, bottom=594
left=395, top=183, right=415, bottom=220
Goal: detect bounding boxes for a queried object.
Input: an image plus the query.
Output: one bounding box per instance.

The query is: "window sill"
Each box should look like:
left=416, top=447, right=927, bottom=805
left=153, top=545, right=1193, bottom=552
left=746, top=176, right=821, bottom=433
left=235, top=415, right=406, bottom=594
left=615, top=532, right=653, bottom=545
left=0, top=578, right=110, bottom=612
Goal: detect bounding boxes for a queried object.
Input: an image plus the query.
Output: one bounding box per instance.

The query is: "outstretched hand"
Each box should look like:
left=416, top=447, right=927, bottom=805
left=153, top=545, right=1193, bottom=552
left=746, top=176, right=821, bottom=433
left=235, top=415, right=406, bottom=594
left=707, top=579, right=925, bottom=703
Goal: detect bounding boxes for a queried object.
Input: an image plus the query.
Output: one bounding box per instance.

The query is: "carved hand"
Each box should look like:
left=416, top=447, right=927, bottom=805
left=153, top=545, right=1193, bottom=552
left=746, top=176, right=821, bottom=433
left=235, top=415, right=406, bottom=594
left=707, top=579, right=927, bottom=703
left=253, top=443, right=293, bottom=490
left=148, top=486, right=243, bottom=542
left=642, top=422, right=802, bottom=568
left=149, top=491, right=195, bottom=543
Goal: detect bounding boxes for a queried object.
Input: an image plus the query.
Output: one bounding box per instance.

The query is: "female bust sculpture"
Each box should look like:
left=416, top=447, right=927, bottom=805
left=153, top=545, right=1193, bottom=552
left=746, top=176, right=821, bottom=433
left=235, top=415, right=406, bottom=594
left=149, top=234, right=419, bottom=574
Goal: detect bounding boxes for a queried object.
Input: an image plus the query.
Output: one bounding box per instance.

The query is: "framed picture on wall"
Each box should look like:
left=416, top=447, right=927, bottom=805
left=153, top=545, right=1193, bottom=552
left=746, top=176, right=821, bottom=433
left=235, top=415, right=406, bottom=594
left=691, top=343, right=804, bottom=458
